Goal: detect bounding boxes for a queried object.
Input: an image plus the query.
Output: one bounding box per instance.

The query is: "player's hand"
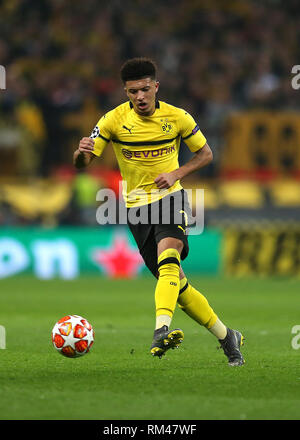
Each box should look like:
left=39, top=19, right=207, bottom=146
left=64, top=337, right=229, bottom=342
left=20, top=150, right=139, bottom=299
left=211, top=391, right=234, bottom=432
left=78, top=137, right=95, bottom=154
left=154, top=172, right=177, bottom=189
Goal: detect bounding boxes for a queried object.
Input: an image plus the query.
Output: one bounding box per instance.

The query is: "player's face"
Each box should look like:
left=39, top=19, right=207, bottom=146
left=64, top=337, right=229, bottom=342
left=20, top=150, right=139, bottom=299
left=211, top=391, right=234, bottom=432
left=124, top=78, right=159, bottom=116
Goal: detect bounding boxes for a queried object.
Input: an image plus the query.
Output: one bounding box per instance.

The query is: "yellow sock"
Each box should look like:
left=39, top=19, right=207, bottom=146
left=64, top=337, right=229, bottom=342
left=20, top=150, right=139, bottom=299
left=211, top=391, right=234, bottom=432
left=177, top=277, right=218, bottom=329
left=155, top=249, right=180, bottom=326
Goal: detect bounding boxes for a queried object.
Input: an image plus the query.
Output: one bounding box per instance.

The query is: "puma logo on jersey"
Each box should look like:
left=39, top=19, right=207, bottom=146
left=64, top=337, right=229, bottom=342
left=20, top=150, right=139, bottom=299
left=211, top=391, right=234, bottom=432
left=123, top=125, right=134, bottom=134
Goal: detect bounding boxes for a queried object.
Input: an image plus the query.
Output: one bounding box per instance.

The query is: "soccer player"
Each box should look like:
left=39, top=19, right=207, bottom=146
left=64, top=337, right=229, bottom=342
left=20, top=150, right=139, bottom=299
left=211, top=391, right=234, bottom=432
left=73, top=58, right=245, bottom=366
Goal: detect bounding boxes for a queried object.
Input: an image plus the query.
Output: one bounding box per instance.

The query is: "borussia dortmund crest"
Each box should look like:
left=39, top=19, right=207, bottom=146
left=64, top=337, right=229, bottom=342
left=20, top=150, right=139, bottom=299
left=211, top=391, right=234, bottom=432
left=161, top=119, right=173, bottom=134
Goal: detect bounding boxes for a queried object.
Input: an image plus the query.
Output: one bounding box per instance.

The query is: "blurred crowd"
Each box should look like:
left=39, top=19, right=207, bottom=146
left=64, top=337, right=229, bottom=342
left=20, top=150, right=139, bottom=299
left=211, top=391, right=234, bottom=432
left=1, top=0, right=300, bottom=174
left=0, top=0, right=300, bottom=225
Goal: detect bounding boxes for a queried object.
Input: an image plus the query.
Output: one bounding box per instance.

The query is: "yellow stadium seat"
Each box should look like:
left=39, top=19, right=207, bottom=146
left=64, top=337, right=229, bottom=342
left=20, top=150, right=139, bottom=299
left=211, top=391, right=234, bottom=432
left=269, top=180, right=300, bottom=207
left=3, top=181, right=72, bottom=220
left=3, top=184, right=40, bottom=219
left=219, top=180, right=264, bottom=208
left=184, top=182, right=219, bottom=210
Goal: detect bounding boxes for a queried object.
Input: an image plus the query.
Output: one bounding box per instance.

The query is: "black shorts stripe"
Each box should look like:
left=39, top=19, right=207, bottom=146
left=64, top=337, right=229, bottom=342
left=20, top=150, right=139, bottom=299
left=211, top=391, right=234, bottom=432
left=157, top=256, right=180, bottom=270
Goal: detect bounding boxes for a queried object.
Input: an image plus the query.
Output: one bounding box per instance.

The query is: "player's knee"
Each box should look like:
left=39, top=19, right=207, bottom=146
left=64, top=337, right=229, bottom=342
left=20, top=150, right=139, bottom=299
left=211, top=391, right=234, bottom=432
left=157, top=237, right=183, bottom=256
left=157, top=248, right=180, bottom=277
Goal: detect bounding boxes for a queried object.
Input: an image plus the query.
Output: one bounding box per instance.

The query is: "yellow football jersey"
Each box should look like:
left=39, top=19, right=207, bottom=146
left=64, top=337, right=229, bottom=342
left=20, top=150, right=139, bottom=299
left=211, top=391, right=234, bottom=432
left=90, top=100, right=207, bottom=207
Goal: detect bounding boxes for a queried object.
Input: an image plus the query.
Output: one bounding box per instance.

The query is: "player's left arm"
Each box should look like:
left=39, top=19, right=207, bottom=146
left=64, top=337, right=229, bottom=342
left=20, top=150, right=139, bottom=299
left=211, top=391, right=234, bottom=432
left=155, top=143, right=213, bottom=189
left=155, top=110, right=213, bottom=189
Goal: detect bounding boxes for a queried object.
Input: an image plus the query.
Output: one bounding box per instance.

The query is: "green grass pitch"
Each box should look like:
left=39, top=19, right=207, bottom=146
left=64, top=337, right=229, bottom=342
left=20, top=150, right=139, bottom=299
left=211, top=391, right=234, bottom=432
left=0, top=275, right=299, bottom=420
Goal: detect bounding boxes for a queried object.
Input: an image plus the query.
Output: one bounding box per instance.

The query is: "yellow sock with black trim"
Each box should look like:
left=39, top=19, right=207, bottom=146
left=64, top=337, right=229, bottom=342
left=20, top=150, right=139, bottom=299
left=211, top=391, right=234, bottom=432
left=155, top=248, right=180, bottom=328
left=177, top=277, right=218, bottom=329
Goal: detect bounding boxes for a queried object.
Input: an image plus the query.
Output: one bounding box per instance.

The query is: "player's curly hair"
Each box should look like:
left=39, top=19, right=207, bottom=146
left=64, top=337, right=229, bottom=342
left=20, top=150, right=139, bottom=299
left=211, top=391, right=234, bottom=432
left=120, top=57, right=157, bottom=83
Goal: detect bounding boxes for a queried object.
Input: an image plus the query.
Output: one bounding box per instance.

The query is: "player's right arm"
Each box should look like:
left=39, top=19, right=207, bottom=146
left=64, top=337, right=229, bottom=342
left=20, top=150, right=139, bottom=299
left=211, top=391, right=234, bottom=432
left=73, top=112, right=113, bottom=169
left=73, top=137, right=95, bottom=169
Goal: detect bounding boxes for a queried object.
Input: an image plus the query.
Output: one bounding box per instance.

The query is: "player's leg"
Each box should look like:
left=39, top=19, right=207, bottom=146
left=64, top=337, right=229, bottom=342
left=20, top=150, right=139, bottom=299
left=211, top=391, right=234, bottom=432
left=127, top=204, right=184, bottom=358
left=150, top=237, right=184, bottom=358
left=154, top=237, right=182, bottom=329
left=178, top=268, right=245, bottom=366
left=178, top=267, right=223, bottom=336
left=149, top=191, right=190, bottom=357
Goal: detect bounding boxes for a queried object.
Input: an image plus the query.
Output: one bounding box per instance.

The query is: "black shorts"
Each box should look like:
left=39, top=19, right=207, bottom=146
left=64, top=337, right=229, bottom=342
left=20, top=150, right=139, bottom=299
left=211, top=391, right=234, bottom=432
left=127, top=189, right=191, bottom=278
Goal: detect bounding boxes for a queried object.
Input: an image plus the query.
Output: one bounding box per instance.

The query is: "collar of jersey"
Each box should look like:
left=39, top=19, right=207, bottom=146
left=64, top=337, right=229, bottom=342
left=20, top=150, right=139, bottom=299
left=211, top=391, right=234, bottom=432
left=129, top=101, right=160, bottom=110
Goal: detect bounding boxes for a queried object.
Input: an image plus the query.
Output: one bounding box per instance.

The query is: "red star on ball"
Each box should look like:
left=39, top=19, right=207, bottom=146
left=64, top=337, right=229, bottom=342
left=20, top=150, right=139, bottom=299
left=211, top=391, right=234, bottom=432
left=92, top=235, right=144, bottom=278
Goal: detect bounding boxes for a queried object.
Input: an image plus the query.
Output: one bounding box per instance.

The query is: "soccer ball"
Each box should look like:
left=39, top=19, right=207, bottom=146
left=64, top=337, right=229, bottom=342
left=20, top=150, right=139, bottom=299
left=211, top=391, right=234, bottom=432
left=51, top=315, right=94, bottom=358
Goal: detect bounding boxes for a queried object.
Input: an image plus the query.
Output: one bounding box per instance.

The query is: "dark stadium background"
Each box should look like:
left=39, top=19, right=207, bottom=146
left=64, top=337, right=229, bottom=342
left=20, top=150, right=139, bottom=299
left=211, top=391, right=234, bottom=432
left=0, top=0, right=300, bottom=423
left=1, top=0, right=300, bottom=278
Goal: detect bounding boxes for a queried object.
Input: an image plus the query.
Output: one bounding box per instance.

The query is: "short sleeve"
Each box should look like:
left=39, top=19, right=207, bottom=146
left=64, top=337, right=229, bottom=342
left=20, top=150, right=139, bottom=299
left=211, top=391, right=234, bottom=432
left=179, top=110, right=207, bottom=152
left=89, top=112, right=113, bottom=157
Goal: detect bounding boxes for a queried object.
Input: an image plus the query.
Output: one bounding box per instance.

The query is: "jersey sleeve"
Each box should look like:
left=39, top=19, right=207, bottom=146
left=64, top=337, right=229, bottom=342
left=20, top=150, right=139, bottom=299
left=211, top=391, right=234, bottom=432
left=178, top=110, right=207, bottom=152
left=89, top=111, right=113, bottom=157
